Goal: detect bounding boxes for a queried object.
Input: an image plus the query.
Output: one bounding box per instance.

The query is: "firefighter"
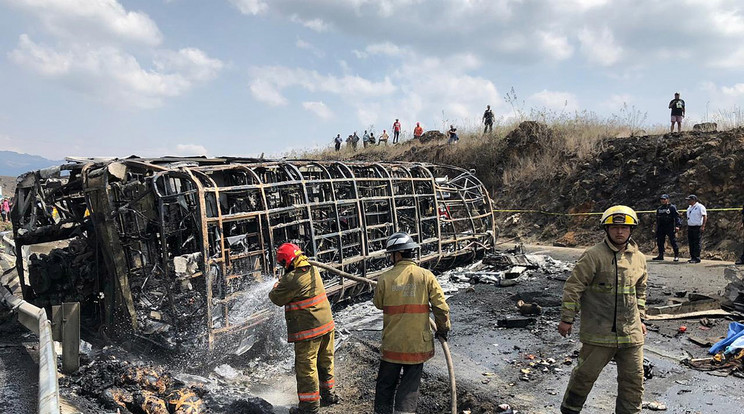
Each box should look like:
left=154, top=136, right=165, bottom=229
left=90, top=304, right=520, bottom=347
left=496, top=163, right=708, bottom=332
left=373, top=232, right=450, bottom=414
left=269, top=243, right=339, bottom=414
left=558, top=205, right=648, bottom=414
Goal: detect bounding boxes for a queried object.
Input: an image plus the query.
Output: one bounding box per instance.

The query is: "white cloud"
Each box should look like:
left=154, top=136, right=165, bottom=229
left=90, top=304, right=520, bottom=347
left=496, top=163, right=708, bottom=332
left=173, top=144, right=208, bottom=156
left=9, top=35, right=224, bottom=108
left=537, top=31, right=574, bottom=61
left=248, top=66, right=396, bottom=106
left=290, top=14, right=329, bottom=32
left=5, top=0, right=162, bottom=45
left=709, top=46, right=744, bottom=69
left=721, top=83, right=744, bottom=97
left=600, top=93, right=633, bottom=111
left=302, top=101, right=334, bottom=119
left=249, top=79, right=288, bottom=106
left=578, top=26, right=623, bottom=66
left=364, top=42, right=405, bottom=57
left=529, top=90, right=579, bottom=112
left=295, top=38, right=325, bottom=57
left=154, top=48, right=224, bottom=82
left=228, top=0, right=268, bottom=15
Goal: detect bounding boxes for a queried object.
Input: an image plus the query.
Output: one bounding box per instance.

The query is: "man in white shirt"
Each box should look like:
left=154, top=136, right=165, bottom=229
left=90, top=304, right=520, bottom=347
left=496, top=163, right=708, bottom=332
left=685, top=195, right=707, bottom=264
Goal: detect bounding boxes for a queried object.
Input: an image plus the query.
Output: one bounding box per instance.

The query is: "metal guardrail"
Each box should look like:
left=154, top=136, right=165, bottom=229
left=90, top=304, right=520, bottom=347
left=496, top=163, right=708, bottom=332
left=1, top=286, right=61, bottom=414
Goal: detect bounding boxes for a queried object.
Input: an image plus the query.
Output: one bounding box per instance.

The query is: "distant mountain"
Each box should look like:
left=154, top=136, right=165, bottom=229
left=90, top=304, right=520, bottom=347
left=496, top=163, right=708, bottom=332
left=0, top=150, right=62, bottom=177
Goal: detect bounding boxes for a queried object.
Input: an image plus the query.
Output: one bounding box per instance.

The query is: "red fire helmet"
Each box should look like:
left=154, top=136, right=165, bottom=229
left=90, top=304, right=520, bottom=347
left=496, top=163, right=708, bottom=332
left=276, top=243, right=302, bottom=268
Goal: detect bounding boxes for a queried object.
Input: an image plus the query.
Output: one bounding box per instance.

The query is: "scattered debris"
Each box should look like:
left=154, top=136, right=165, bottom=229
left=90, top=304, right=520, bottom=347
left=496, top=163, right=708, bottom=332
left=516, top=299, right=542, bottom=316
left=496, top=403, right=515, bottom=413
left=497, top=317, right=535, bottom=328
left=723, top=266, right=744, bottom=311
left=643, top=358, right=654, bottom=379
left=643, top=401, right=668, bottom=411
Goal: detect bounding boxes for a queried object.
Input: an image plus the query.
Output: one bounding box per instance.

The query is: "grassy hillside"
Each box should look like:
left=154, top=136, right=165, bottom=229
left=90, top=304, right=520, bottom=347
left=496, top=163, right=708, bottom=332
left=302, top=118, right=744, bottom=260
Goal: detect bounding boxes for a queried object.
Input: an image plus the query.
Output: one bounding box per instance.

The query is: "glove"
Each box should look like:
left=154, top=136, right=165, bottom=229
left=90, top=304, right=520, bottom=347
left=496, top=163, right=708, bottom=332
left=435, top=330, right=449, bottom=341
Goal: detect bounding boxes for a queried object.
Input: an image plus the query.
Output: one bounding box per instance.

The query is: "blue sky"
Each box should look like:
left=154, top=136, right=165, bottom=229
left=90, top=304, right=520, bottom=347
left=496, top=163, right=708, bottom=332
left=0, top=0, right=742, bottom=160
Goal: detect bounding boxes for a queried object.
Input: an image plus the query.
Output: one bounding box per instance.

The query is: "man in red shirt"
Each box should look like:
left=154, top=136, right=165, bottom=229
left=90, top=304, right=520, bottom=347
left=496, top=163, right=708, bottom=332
left=413, top=122, right=423, bottom=140
left=392, top=119, right=401, bottom=144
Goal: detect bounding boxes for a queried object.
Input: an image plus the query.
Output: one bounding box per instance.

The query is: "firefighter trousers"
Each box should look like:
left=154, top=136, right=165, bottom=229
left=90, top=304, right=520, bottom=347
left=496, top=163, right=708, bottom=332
left=561, top=344, right=644, bottom=414
left=294, top=330, right=335, bottom=412
left=374, top=360, right=423, bottom=414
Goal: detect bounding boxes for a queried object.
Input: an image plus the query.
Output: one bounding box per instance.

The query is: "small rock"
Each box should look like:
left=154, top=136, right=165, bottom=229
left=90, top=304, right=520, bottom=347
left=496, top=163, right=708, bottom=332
left=643, top=401, right=668, bottom=411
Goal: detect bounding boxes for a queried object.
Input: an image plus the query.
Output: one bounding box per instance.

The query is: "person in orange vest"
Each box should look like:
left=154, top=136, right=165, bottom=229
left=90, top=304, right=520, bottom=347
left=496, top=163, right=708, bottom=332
left=413, top=122, right=423, bottom=140
left=269, top=243, right=339, bottom=414
left=373, top=232, right=450, bottom=414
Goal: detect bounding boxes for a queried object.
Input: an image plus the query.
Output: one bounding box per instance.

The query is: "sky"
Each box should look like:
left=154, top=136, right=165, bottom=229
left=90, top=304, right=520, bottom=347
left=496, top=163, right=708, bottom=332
left=0, top=0, right=742, bottom=160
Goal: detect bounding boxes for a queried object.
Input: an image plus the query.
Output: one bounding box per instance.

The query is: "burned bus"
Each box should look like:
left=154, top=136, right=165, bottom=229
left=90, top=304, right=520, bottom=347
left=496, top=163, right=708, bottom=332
left=11, top=157, right=495, bottom=351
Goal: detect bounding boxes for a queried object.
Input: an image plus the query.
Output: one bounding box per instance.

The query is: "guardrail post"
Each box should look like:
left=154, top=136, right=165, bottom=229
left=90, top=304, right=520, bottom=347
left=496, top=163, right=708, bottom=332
left=52, top=302, right=80, bottom=374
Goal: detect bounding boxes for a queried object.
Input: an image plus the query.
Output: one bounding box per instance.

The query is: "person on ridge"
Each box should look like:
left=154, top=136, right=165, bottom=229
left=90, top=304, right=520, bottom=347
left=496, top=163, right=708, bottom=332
left=392, top=119, right=401, bottom=144
left=482, top=105, right=494, bottom=133
left=413, top=122, right=423, bottom=140
left=668, top=92, right=685, bottom=133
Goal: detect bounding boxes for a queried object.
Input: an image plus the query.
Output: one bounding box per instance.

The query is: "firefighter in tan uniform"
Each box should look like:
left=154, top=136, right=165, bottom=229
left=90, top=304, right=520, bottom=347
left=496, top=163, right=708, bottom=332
left=373, top=232, right=450, bottom=414
left=558, top=206, right=648, bottom=414
left=269, top=243, right=339, bottom=414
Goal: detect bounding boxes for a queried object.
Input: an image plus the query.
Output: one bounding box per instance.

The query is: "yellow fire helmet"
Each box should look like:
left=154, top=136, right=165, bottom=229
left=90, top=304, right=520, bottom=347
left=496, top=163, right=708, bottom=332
left=600, top=205, right=639, bottom=226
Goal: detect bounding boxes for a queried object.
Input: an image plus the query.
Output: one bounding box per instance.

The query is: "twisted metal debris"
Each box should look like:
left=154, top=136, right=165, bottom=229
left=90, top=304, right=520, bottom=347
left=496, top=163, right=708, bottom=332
left=11, top=157, right=495, bottom=351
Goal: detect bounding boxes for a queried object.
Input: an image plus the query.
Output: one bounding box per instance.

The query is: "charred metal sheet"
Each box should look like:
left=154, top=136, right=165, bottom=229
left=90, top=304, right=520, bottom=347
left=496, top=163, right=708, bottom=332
left=11, top=157, right=496, bottom=351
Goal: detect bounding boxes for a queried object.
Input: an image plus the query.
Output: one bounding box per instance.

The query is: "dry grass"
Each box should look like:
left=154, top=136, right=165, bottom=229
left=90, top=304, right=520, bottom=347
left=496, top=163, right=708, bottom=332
left=296, top=106, right=736, bottom=193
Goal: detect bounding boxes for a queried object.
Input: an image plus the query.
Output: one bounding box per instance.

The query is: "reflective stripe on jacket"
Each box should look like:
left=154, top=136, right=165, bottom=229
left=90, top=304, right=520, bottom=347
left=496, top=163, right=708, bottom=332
left=560, top=237, right=647, bottom=348
left=269, top=262, right=334, bottom=343
left=373, top=260, right=450, bottom=364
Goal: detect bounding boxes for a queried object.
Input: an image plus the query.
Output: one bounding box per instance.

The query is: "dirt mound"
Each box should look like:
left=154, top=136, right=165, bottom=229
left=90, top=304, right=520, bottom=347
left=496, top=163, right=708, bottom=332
left=321, top=124, right=744, bottom=259
left=502, top=121, right=555, bottom=157
left=419, top=130, right=447, bottom=143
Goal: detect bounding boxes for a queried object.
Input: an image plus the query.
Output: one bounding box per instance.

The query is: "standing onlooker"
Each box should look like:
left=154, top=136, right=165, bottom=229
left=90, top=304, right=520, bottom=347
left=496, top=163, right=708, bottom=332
left=685, top=194, right=707, bottom=263
left=378, top=129, right=389, bottom=146
left=334, top=134, right=342, bottom=152
left=363, top=130, right=370, bottom=148
left=1, top=198, right=9, bottom=222
left=559, top=206, right=647, bottom=414
left=413, top=122, right=423, bottom=140
left=373, top=232, right=450, bottom=414
left=352, top=132, right=360, bottom=150
left=736, top=203, right=744, bottom=265
left=369, top=132, right=376, bottom=145
left=346, top=134, right=354, bottom=151
left=447, top=125, right=459, bottom=144
left=668, top=92, right=685, bottom=133
left=483, top=105, right=494, bottom=133
left=392, top=119, right=401, bottom=144
left=652, top=194, right=681, bottom=261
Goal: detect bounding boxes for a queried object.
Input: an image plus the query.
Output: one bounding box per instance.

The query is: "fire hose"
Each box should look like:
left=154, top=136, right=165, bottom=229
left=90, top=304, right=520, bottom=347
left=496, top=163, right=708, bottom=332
left=307, top=260, right=457, bottom=414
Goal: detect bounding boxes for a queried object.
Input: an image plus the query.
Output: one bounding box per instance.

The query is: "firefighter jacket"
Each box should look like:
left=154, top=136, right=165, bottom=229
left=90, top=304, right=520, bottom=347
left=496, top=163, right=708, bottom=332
left=560, top=237, right=648, bottom=348
left=373, top=260, right=450, bottom=364
left=269, top=259, right=335, bottom=343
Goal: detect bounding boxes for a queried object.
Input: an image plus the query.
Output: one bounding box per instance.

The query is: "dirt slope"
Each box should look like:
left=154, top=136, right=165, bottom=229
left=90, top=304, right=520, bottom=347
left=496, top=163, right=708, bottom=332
left=326, top=124, right=744, bottom=259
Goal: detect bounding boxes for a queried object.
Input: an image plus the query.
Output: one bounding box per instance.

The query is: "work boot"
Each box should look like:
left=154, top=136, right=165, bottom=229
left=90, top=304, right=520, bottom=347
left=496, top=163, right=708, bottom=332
left=652, top=256, right=664, bottom=261
left=320, top=389, right=340, bottom=406
left=674, top=255, right=680, bottom=262
left=289, top=405, right=319, bottom=414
